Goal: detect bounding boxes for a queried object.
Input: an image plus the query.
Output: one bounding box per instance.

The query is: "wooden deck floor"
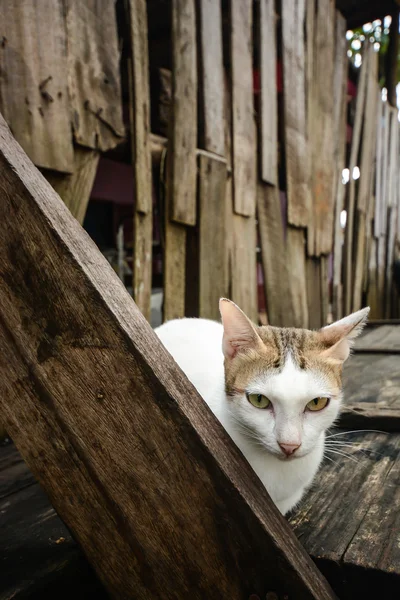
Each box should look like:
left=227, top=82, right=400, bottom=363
left=1, top=323, right=400, bottom=599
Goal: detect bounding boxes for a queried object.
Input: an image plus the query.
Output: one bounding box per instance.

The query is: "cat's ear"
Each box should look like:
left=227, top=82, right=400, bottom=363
left=219, top=298, right=262, bottom=359
left=319, top=307, right=370, bottom=362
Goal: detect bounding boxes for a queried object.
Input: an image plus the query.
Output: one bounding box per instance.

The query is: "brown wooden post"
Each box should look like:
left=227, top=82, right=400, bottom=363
left=0, top=115, right=336, bottom=599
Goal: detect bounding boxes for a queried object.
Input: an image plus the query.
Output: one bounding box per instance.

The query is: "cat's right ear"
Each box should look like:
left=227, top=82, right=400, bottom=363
left=219, top=299, right=262, bottom=359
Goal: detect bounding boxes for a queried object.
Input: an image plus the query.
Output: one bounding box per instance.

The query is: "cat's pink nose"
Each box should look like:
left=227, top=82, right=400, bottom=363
left=279, top=442, right=301, bottom=456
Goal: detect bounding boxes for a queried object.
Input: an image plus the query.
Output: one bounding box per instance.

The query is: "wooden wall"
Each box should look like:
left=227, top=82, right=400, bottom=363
left=0, top=0, right=399, bottom=332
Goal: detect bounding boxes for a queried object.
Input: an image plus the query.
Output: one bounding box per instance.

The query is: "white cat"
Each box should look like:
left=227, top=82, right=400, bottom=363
left=155, top=299, right=369, bottom=515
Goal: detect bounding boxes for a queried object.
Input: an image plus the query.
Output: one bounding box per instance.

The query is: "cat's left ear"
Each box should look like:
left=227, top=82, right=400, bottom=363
left=219, top=298, right=263, bottom=359
left=319, top=307, right=370, bottom=362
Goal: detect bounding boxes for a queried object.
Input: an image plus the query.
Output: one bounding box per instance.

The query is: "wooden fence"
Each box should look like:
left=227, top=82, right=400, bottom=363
left=0, top=1, right=398, bottom=329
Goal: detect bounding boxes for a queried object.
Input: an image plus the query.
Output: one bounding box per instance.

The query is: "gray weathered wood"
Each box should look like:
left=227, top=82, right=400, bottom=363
left=0, top=113, right=335, bottom=600
left=43, top=146, right=99, bottom=225
left=259, top=0, right=278, bottom=186
left=231, top=0, right=256, bottom=217
left=282, top=0, right=311, bottom=227
left=308, top=0, right=335, bottom=256
left=257, top=185, right=293, bottom=327
left=286, top=227, right=309, bottom=328
left=169, top=0, right=197, bottom=225
left=0, top=0, right=74, bottom=172
left=198, top=154, right=228, bottom=320
left=66, top=0, right=125, bottom=151
left=198, top=0, right=225, bottom=156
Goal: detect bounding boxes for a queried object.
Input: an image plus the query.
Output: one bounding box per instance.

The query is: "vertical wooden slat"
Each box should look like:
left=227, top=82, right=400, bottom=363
left=164, top=209, right=187, bottom=321
left=286, top=227, right=309, bottom=328
left=307, top=258, right=322, bottom=329
left=259, top=0, right=278, bottom=186
left=352, top=52, right=379, bottom=311
left=309, top=0, right=335, bottom=256
left=129, top=0, right=153, bottom=320
left=169, top=0, right=197, bottom=225
left=198, top=153, right=228, bottom=319
left=332, top=11, right=348, bottom=320
left=198, top=0, right=225, bottom=156
left=281, top=0, right=311, bottom=227
left=343, top=43, right=369, bottom=314
left=257, top=185, right=293, bottom=326
left=231, top=0, right=256, bottom=217
left=44, top=147, right=100, bottom=224
left=320, top=255, right=329, bottom=325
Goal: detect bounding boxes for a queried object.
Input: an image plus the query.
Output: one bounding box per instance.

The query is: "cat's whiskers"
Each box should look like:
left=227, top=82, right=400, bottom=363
left=326, top=429, right=387, bottom=438
left=324, top=447, right=360, bottom=464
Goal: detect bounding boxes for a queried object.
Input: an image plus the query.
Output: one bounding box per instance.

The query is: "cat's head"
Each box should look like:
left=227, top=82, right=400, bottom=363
left=219, top=299, right=369, bottom=460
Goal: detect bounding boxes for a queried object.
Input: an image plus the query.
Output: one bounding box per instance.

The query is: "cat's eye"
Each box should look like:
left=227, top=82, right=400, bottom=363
left=306, top=397, right=329, bottom=412
left=247, top=393, right=271, bottom=409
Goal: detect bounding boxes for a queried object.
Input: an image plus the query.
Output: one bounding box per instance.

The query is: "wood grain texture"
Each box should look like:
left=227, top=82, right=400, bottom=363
left=306, top=258, right=322, bottom=329
left=198, top=154, right=228, bottom=320
left=231, top=0, right=256, bottom=217
left=231, top=213, right=258, bottom=322
left=128, top=0, right=153, bottom=320
left=198, top=0, right=225, bottom=156
left=66, top=0, right=125, bottom=151
left=0, top=114, right=335, bottom=600
left=0, top=0, right=74, bottom=172
left=290, top=431, right=400, bottom=598
left=257, top=185, right=293, bottom=327
left=308, top=0, right=335, bottom=256
left=259, top=0, right=278, bottom=186
left=282, top=0, right=311, bottom=227
left=43, top=146, right=99, bottom=225
left=343, top=43, right=369, bottom=314
left=286, top=227, right=309, bottom=328
left=164, top=190, right=187, bottom=320
left=332, top=11, right=348, bottom=320
left=169, top=0, right=197, bottom=225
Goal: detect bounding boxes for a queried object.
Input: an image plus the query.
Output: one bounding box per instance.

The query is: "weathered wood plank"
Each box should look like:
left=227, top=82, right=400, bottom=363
left=198, top=154, right=228, bottom=320
left=231, top=0, right=256, bottom=217
left=198, top=0, right=225, bottom=156
left=332, top=11, right=349, bottom=320
left=43, top=147, right=100, bottom=225
left=0, top=114, right=335, bottom=599
left=343, top=43, right=369, bottom=314
left=0, top=0, right=74, bottom=172
left=338, top=406, right=400, bottom=432
left=66, top=0, right=124, bottom=151
left=257, top=184, right=293, bottom=327
left=259, top=0, right=278, bottom=186
left=309, top=0, right=335, bottom=256
left=231, top=213, right=258, bottom=322
left=169, top=0, right=197, bottom=225
left=282, top=0, right=311, bottom=227
left=343, top=351, right=400, bottom=409
left=306, top=258, right=322, bottom=329
left=290, top=432, right=400, bottom=597
left=128, top=0, right=153, bottom=320
left=286, top=227, right=309, bottom=328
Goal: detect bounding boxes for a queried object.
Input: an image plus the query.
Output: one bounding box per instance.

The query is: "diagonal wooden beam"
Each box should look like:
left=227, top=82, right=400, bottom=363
left=0, top=114, right=335, bottom=599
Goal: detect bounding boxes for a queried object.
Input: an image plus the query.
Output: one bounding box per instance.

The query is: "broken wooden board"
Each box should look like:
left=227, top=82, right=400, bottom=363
left=281, top=0, right=311, bottom=227
left=66, top=0, right=125, bottom=151
left=308, top=0, right=335, bottom=256
left=198, top=153, right=228, bottom=320
left=43, top=146, right=99, bottom=225
left=290, top=431, right=400, bottom=597
left=231, top=0, right=256, bottom=217
left=0, top=113, right=335, bottom=600
left=257, top=184, right=293, bottom=327
left=169, top=0, right=197, bottom=225
left=258, top=0, right=278, bottom=186
left=0, top=0, right=74, bottom=172
left=286, top=227, right=309, bottom=328
left=198, top=0, right=225, bottom=156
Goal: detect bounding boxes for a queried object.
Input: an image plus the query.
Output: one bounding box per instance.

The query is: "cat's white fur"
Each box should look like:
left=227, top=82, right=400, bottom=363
left=155, top=306, right=368, bottom=515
